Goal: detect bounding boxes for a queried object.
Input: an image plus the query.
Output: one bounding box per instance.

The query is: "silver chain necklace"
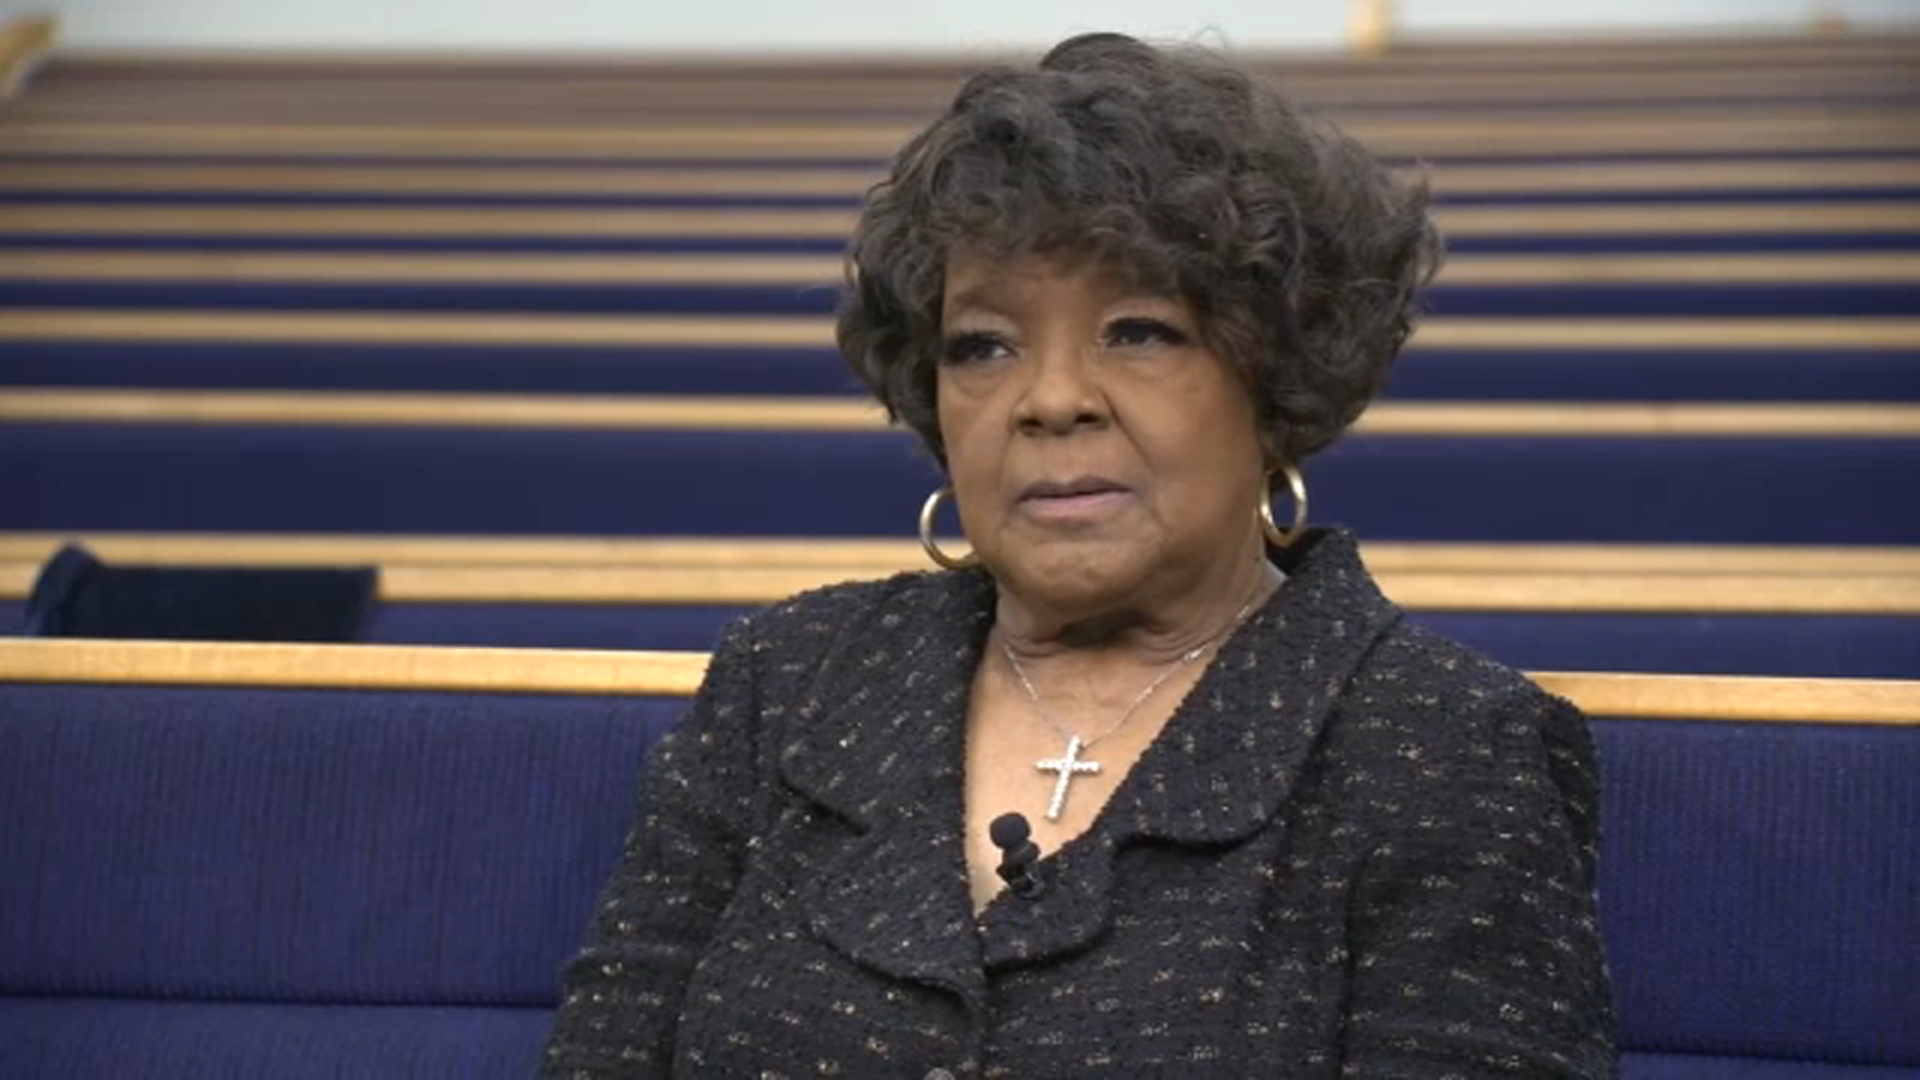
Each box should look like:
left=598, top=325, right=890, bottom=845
left=1001, top=588, right=1265, bottom=822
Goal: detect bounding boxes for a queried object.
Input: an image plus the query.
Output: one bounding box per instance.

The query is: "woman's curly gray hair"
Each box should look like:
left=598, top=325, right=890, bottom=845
left=836, top=32, right=1444, bottom=467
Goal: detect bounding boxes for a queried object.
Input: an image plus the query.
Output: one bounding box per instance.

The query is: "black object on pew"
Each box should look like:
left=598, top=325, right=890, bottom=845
left=24, top=544, right=378, bottom=642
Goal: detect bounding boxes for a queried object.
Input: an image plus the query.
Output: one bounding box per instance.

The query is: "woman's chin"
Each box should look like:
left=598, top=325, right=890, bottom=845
left=990, top=533, right=1152, bottom=610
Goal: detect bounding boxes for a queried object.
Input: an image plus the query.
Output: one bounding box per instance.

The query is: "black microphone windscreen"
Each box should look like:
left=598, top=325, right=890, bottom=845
left=989, top=812, right=1031, bottom=851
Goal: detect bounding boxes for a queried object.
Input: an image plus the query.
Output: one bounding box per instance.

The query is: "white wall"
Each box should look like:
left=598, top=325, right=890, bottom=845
left=6, top=0, right=1916, bottom=53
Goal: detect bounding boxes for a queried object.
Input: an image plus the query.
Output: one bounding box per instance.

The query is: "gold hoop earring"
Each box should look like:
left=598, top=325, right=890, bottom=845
left=1259, top=463, right=1309, bottom=549
left=918, top=486, right=979, bottom=570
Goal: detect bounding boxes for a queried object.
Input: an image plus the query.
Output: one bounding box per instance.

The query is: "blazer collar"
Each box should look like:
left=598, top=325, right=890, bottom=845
left=780, top=528, right=1402, bottom=985
left=778, top=567, right=998, bottom=1003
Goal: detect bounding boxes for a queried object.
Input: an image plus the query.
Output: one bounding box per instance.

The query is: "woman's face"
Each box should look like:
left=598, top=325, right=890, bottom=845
left=936, top=250, right=1271, bottom=615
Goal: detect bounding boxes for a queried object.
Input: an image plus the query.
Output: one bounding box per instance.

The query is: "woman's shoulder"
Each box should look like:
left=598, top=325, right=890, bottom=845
left=1339, top=617, right=1594, bottom=774
left=666, top=567, right=984, bottom=770
left=714, top=566, right=988, bottom=678
left=1335, top=617, right=1606, bottom=882
left=1366, top=618, right=1563, bottom=706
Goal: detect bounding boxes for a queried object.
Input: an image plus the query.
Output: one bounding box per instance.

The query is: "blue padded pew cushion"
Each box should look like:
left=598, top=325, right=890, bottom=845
left=1417, top=612, right=1920, bottom=680
left=0, top=341, right=876, bottom=398
left=0, top=684, right=679, bottom=1005
left=3, top=279, right=1914, bottom=317
left=361, top=603, right=1920, bottom=681
left=1386, top=348, right=1920, bottom=404
left=0, top=998, right=550, bottom=1080
left=5, top=341, right=1914, bottom=404
left=3, top=423, right=1916, bottom=543
left=366, top=601, right=741, bottom=652
left=1595, top=720, right=1920, bottom=1066
left=3, top=232, right=1917, bottom=254
left=3, top=183, right=1913, bottom=208
left=1622, top=1053, right=1920, bottom=1079
left=4, top=686, right=1917, bottom=1072
left=19, top=600, right=1916, bottom=679
left=14, top=1014, right=1918, bottom=1080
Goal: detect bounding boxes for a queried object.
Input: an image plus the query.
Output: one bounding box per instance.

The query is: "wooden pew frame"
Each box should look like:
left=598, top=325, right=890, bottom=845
left=3, top=535, right=1916, bottom=614
left=2, top=637, right=1916, bottom=724
left=0, top=15, right=54, bottom=99
left=3, top=558, right=1918, bottom=614
left=1, top=389, right=1916, bottom=435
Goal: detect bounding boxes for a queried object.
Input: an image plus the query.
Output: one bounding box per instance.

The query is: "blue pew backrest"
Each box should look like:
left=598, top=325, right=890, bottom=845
left=3, top=659, right=1917, bottom=1077
left=1597, top=719, right=1920, bottom=1068
left=0, top=683, right=678, bottom=1005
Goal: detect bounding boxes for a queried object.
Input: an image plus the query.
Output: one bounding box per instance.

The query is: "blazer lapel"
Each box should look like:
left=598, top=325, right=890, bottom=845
left=978, top=528, right=1404, bottom=969
left=777, top=570, right=998, bottom=1005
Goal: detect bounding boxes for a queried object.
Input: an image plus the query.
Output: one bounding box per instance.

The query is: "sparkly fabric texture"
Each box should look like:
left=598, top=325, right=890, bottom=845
left=539, top=528, right=1618, bottom=1077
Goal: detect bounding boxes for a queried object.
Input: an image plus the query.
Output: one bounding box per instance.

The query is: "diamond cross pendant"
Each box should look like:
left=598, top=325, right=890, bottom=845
left=1036, top=734, right=1102, bottom=821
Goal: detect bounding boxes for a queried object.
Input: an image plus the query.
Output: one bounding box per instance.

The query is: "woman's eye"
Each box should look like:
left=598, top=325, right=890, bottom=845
left=941, top=332, right=1011, bottom=365
left=1105, top=317, right=1188, bottom=349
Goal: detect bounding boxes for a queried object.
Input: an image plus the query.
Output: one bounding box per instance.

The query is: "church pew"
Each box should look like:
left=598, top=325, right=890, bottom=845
left=10, top=233, right=1908, bottom=255
left=3, top=538, right=1916, bottom=676
left=1, top=397, right=1914, bottom=544
left=4, top=276, right=1914, bottom=318
left=2, top=311, right=1906, bottom=355
left=7, top=598, right=1911, bottom=678
left=8, top=531, right=1915, bottom=573
left=20, top=51, right=1916, bottom=122
left=4, top=342, right=1910, bottom=404
left=7, top=104, right=1915, bottom=160
left=3, top=269, right=1912, bottom=401
left=3, top=200, right=1912, bottom=248
left=2, top=157, right=1915, bottom=201
left=4, top=250, right=1912, bottom=320
left=0, top=639, right=1914, bottom=1078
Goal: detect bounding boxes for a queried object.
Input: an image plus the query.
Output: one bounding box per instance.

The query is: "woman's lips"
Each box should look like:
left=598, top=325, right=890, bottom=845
left=1017, top=480, right=1133, bottom=523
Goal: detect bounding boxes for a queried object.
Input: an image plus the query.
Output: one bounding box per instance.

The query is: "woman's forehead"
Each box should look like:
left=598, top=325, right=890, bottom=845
left=942, top=249, right=1181, bottom=311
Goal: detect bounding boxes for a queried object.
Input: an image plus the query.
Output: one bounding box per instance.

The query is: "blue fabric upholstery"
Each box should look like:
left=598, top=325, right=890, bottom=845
left=12, top=602, right=1916, bottom=677
left=1433, top=186, right=1920, bottom=205
left=4, top=340, right=1913, bottom=403
left=1621, top=1053, right=1920, bottom=1078
left=0, top=685, right=679, bottom=1003
left=0, top=342, right=879, bottom=398
left=13, top=602, right=1911, bottom=678
left=365, top=602, right=742, bottom=651
left=0, top=189, right=870, bottom=208
left=371, top=605, right=1919, bottom=680
left=3, top=678, right=1917, bottom=1076
left=1385, top=348, right=1920, bottom=403
left=2, top=232, right=1915, bottom=254
left=0, top=998, right=550, bottom=1080
left=0, top=279, right=850, bottom=315
left=7, top=1010, right=1917, bottom=1080
left=1416, top=612, right=1920, bottom=679
left=1419, top=283, right=1918, bottom=317
left=4, top=278, right=1915, bottom=316
left=2, top=183, right=1913, bottom=208
left=4, top=423, right=1914, bottom=542
left=0, top=233, right=859, bottom=253
left=1595, top=720, right=1920, bottom=1066
left=1441, top=234, right=1920, bottom=254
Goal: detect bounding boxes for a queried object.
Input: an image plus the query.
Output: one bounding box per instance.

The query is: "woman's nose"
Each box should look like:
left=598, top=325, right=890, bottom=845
left=1014, top=342, right=1109, bottom=435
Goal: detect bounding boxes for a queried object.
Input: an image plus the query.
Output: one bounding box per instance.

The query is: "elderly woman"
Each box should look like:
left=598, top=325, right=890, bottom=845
left=541, top=33, right=1615, bottom=1078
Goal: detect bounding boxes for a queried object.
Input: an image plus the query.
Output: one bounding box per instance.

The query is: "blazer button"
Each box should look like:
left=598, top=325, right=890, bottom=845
left=924, top=1070, right=957, bottom=1080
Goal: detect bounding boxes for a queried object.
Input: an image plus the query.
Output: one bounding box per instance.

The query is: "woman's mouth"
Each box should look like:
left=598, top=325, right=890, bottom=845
left=1018, top=477, right=1133, bottom=522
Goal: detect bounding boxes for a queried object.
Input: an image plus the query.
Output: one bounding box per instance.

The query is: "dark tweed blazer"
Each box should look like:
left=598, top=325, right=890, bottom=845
left=540, top=528, right=1618, bottom=1078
